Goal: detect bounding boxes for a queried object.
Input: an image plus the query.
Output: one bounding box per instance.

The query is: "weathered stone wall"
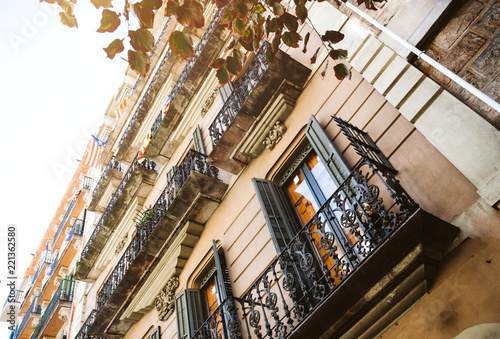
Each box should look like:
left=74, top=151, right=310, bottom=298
left=414, top=0, right=500, bottom=128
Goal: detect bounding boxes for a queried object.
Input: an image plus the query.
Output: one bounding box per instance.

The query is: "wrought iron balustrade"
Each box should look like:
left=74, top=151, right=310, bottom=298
left=52, top=194, right=79, bottom=247
left=80, top=156, right=159, bottom=260
left=208, top=42, right=269, bottom=147
left=92, top=156, right=115, bottom=197
left=75, top=309, right=108, bottom=339
left=96, top=150, right=219, bottom=313
left=12, top=294, right=38, bottom=339
left=31, top=279, right=75, bottom=339
left=190, top=159, right=418, bottom=339
left=192, top=296, right=242, bottom=339
left=83, top=176, right=92, bottom=190
left=150, top=7, right=225, bottom=137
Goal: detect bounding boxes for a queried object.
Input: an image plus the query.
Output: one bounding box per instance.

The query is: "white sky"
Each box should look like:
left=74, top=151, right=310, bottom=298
left=0, top=1, right=130, bottom=336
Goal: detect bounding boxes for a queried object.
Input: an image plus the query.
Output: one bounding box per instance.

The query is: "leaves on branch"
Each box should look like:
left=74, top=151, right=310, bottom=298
left=143, top=0, right=163, bottom=10
left=97, top=9, right=121, bottom=33
left=217, top=66, right=229, bottom=85
left=329, top=48, right=348, bottom=60
left=334, top=63, right=351, bottom=80
left=210, top=58, right=226, bottom=69
left=220, top=7, right=235, bottom=25
left=226, top=56, right=242, bottom=75
left=165, top=0, right=180, bottom=16
left=283, top=13, right=298, bottom=32
left=272, top=2, right=285, bottom=16
left=169, top=30, right=195, bottom=58
left=322, top=30, right=344, bottom=44
left=282, top=31, right=301, bottom=47
left=90, top=0, right=112, bottom=9
left=235, top=3, right=248, bottom=19
left=296, top=4, right=307, bottom=24
left=104, top=39, right=125, bottom=59
left=239, top=37, right=254, bottom=51
left=175, top=0, right=205, bottom=28
left=233, top=18, right=245, bottom=36
left=129, top=50, right=151, bottom=76
left=60, top=12, right=78, bottom=27
left=129, top=28, right=155, bottom=53
left=226, top=38, right=236, bottom=50
left=133, top=2, right=155, bottom=29
left=268, top=17, right=283, bottom=32
left=253, top=3, right=265, bottom=14
left=233, top=49, right=244, bottom=62
left=302, top=31, right=310, bottom=53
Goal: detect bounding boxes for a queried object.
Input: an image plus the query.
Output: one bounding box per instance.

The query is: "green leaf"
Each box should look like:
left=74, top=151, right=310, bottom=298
left=253, top=3, right=265, bottom=14
left=334, top=63, right=351, bottom=80
left=175, top=0, right=205, bottom=28
left=233, top=18, right=245, bottom=36
left=129, top=28, right=154, bottom=53
left=226, top=56, right=242, bottom=75
left=268, top=17, right=282, bottom=32
left=133, top=3, right=155, bottom=29
left=226, top=38, right=237, bottom=50
left=322, top=30, right=344, bottom=44
left=235, top=2, right=247, bottom=18
left=169, top=30, right=195, bottom=58
left=59, top=12, right=78, bottom=27
left=329, top=49, right=348, bottom=60
left=296, top=4, right=307, bottom=24
left=302, top=31, right=310, bottom=53
left=273, top=2, right=285, bottom=16
left=265, top=48, right=276, bottom=64
left=233, top=49, right=244, bottom=62
left=272, top=33, right=280, bottom=52
left=210, top=58, right=226, bottom=70
left=239, top=37, right=254, bottom=51
left=282, top=31, right=301, bottom=47
left=242, top=27, right=253, bottom=43
left=283, top=13, right=298, bottom=32
left=129, top=50, right=151, bottom=76
left=220, top=7, right=234, bottom=26
left=90, top=0, right=112, bottom=9
left=104, top=39, right=124, bottom=59
left=165, top=0, right=180, bottom=16
left=142, top=0, right=163, bottom=10
left=97, top=9, right=121, bottom=33
left=217, top=66, right=230, bottom=85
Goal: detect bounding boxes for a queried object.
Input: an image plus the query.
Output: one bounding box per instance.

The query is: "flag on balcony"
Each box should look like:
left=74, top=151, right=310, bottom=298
left=67, top=188, right=82, bottom=202
left=137, top=132, right=151, bottom=163
left=84, top=135, right=105, bottom=168
left=112, top=94, right=131, bottom=131
left=162, top=96, right=171, bottom=118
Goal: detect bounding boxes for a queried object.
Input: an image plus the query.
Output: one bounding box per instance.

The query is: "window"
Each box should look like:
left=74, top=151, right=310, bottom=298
left=150, top=326, right=161, bottom=339
left=175, top=241, right=236, bottom=339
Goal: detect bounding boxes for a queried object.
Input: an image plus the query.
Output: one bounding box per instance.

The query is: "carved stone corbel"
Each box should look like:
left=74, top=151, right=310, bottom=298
left=263, top=120, right=287, bottom=150
left=115, top=234, right=128, bottom=254
left=154, top=276, right=179, bottom=321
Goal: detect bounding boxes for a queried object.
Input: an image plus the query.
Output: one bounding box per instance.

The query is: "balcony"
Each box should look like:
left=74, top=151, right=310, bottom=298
left=31, top=279, right=75, bottom=339
left=38, top=219, right=84, bottom=304
left=207, top=43, right=311, bottom=174
left=75, top=310, right=108, bottom=339
left=52, top=186, right=86, bottom=250
left=76, top=157, right=159, bottom=282
left=143, top=7, right=231, bottom=161
left=83, top=175, right=92, bottom=190
left=12, top=293, right=40, bottom=339
left=89, top=156, right=126, bottom=213
left=192, top=161, right=458, bottom=339
left=88, top=150, right=227, bottom=337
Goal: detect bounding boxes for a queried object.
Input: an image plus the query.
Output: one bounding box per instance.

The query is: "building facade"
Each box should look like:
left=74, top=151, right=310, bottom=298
left=4, top=0, right=499, bottom=338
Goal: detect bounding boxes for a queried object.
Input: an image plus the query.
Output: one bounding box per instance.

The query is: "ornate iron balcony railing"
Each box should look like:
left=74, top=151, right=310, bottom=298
left=92, top=156, right=115, bottom=197
left=52, top=193, right=80, bottom=247
left=31, top=279, right=75, bottom=339
left=150, top=7, right=225, bottom=138
left=96, top=150, right=219, bottom=313
left=12, top=294, right=38, bottom=339
left=208, top=42, right=269, bottom=147
left=80, top=156, right=159, bottom=260
left=74, top=309, right=108, bottom=339
left=192, top=159, right=418, bottom=339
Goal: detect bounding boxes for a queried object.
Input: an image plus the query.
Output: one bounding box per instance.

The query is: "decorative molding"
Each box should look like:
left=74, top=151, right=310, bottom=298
left=200, top=266, right=216, bottom=289
left=154, top=276, right=179, bottom=321
left=58, top=307, right=71, bottom=322
left=279, top=144, right=313, bottom=186
left=115, top=234, right=128, bottom=254
left=263, top=121, right=286, bottom=150
left=200, top=87, right=218, bottom=116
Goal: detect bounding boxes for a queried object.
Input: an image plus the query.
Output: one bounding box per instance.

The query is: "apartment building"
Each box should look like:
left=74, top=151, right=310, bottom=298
left=4, top=0, right=499, bottom=338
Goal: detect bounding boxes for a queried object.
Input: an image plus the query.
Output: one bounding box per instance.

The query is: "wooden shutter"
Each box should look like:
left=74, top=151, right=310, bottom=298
left=218, top=82, right=235, bottom=103
left=193, top=125, right=206, bottom=155
left=252, top=178, right=299, bottom=253
left=212, top=241, right=233, bottom=301
left=175, top=289, right=204, bottom=339
left=305, top=115, right=350, bottom=186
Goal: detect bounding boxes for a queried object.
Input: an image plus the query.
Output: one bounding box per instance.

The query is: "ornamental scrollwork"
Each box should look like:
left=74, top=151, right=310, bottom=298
left=154, top=276, right=179, bottom=321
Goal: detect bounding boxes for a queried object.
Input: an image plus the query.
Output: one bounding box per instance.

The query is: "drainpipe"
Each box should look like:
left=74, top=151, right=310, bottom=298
left=339, top=0, right=500, bottom=113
